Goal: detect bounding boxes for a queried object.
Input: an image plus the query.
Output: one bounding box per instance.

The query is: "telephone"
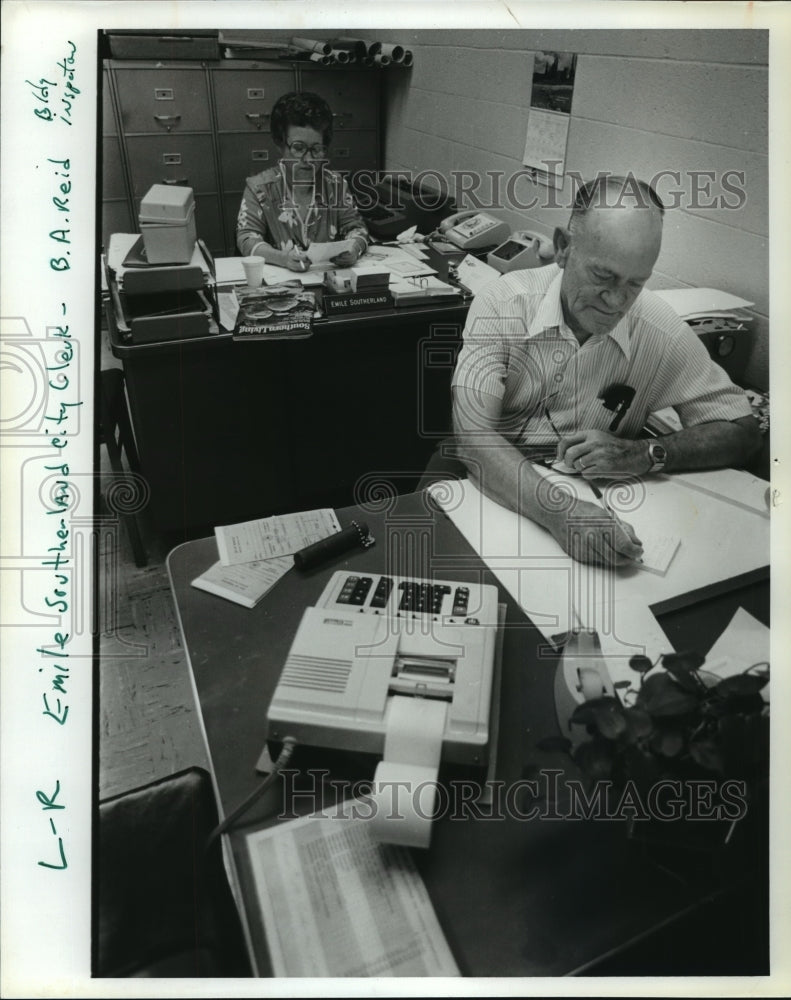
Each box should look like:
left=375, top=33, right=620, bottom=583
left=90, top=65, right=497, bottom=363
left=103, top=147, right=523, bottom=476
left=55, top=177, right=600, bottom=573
left=438, top=210, right=511, bottom=251
left=487, top=230, right=556, bottom=274
left=265, top=570, right=500, bottom=766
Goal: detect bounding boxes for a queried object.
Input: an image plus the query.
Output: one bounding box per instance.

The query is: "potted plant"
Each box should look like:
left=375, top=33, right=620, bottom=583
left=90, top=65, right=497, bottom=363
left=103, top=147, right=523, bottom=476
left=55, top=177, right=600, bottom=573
left=539, top=650, right=770, bottom=858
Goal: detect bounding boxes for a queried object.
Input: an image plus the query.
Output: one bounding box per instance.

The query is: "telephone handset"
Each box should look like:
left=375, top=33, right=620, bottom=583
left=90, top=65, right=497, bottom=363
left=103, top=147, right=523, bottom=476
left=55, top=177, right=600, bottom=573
left=487, top=229, right=555, bottom=273
left=438, top=211, right=511, bottom=250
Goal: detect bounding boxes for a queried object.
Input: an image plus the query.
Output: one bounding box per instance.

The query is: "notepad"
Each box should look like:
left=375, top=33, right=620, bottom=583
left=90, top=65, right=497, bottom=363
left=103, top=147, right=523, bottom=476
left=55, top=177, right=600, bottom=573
left=191, top=556, right=292, bottom=608
left=636, top=532, right=681, bottom=576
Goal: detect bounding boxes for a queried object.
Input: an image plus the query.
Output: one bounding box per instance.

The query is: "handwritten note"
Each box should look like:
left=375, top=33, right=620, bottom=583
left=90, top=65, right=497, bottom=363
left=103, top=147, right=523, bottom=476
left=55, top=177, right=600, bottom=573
left=637, top=532, right=682, bottom=576
left=215, top=508, right=341, bottom=565
left=191, top=555, right=293, bottom=608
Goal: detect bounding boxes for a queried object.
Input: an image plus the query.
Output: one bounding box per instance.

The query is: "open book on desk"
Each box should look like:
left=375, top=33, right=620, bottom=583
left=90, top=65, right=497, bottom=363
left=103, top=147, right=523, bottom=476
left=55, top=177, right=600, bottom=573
left=389, top=274, right=464, bottom=306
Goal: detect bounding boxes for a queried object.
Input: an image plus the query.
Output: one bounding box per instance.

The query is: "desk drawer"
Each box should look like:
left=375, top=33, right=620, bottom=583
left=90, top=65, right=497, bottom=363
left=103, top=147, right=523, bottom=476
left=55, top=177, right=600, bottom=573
left=327, top=131, right=379, bottom=178
left=300, top=69, right=379, bottom=130
left=115, top=67, right=211, bottom=133
left=218, top=133, right=280, bottom=191
left=125, top=134, right=217, bottom=196
left=213, top=69, right=295, bottom=132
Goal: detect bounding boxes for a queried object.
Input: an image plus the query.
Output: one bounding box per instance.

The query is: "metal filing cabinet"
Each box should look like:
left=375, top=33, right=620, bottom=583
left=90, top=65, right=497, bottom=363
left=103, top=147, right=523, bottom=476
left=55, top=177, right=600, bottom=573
left=211, top=63, right=295, bottom=254
left=110, top=62, right=224, bottom=254
left=101, top=68, right=132, bottom=252
left=102, top=59, right=382, bottom=258
left=300, top=67, right=379, bottom=182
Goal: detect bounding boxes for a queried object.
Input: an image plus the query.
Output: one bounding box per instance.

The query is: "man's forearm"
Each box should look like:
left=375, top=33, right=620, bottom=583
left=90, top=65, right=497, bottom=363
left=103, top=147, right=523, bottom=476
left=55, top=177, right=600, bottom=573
left=654, top=417, right=761, bottom=473
left=454, top=431, right=558, bottom=530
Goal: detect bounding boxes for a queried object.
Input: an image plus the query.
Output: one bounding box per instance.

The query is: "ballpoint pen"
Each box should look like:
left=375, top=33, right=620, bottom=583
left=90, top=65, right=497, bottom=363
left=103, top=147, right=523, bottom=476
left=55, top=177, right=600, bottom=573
left=291, top=233, right=311, bottom=270
left=587, top=479, right=644, bottom=562
left=587, top=479, right=618, bottom=520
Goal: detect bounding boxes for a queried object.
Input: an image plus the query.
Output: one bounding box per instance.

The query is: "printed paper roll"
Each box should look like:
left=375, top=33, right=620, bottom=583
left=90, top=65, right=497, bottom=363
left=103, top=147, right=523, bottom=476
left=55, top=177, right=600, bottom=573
left=369, top=695, right=447, bottom=849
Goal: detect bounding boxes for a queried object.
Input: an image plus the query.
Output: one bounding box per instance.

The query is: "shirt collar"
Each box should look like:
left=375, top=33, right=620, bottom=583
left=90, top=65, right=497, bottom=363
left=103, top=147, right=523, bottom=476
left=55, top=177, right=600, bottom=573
left=527, top=267, right=632, bottom=360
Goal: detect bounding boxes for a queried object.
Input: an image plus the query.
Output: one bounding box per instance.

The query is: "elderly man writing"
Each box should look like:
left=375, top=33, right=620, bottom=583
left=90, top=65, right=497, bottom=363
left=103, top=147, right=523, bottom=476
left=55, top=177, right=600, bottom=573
left=449, top=174, right=760, bottom=566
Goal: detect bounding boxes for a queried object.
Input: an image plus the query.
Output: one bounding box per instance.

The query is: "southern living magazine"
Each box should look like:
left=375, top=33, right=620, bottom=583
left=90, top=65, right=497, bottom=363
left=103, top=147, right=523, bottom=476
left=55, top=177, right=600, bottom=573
left=233, top=285, right=317, bottom=339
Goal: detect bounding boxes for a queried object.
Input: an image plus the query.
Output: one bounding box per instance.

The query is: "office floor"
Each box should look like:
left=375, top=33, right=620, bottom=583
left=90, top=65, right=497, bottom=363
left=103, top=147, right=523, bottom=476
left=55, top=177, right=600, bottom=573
left=98, top=332, right=208, bottom=801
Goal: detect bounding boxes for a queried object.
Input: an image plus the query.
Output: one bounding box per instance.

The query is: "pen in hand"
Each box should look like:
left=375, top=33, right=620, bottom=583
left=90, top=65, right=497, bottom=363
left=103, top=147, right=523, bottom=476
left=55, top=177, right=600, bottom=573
left=587, top=480, right=644, bottom=563
left=292, top=235, right=311, bottom=270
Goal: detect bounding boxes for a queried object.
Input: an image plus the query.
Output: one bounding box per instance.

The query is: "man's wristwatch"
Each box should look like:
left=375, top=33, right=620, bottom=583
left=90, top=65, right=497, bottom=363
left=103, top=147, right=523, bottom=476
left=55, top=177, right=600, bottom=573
left=647, top=439, right=668, bottom=473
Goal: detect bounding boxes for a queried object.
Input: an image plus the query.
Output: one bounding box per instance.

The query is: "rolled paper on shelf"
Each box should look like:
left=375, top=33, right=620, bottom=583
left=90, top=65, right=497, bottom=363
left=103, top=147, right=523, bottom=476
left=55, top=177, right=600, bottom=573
left=293, top=523, right=371, bottom=571
left=328, top=48, right=351, bottom=63
left=379, top=43, right=405, bottom=62
left=308, top=51, right=331, bottom=64
left=333, top=37, right=369, bottom=58
left=373, top=53, right=391, bottom=66
left=291, top=37, right=332, bottom=55
left=402, top=50, right=413, bottom=67
left=361, top=56, right=374, bottom=66
left=367, top=41, right=382, bottom=56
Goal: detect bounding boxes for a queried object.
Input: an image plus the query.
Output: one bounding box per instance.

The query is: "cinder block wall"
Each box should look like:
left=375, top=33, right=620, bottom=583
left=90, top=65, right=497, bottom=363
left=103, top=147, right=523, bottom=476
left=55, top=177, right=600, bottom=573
left=378, top=29, right=769, bottom=389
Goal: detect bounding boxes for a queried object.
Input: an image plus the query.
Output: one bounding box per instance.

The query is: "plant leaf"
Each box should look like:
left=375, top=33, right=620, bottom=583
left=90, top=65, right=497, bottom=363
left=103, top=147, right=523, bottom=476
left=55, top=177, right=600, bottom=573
left=689, top=739, right=724, bottom=772
left=651, top=729, right=684, bottom=757
left=629, top=654, right=653, bottom=674
left=570, top=696, right=621, bottom=728
left=571, top=697, right=626, bottom=739
left=592, top=702, right=628, bottom=739
left=573, top=739, right=614, bottom=780
left=662, top=650, right=706, bottom=675
left=636, top=673, right=699, bottom=717
left=715, top=674, right=769, bottom=697
left=623, top=708, right=653, bottom=743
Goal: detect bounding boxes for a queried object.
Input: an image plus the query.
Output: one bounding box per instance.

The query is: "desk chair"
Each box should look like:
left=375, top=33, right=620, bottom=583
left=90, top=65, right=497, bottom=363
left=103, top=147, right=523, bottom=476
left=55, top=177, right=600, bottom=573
left=96, top=766, right=251, bottom=978
left=99, top=367, right=147, bottom=567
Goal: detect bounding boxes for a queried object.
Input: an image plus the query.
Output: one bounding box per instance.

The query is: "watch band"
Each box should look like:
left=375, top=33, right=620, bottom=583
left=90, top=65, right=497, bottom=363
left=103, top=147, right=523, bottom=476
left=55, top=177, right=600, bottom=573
left=647, top=440, right=667, bottom=473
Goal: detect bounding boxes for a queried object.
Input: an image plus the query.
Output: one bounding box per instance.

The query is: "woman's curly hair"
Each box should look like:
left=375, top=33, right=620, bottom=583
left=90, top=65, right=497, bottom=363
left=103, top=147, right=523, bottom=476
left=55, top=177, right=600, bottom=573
left=270, top=91, right=333, bottom=147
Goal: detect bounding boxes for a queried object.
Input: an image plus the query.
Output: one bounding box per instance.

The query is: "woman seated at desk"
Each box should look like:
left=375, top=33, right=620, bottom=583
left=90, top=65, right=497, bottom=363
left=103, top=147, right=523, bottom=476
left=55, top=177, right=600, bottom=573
left=236, top=91, right=369, bottom=271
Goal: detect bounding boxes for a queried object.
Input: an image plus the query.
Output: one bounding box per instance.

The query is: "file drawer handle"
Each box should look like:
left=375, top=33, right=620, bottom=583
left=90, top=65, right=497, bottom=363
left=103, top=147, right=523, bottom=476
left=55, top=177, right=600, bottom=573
left=162, top=177, right=189, bottom=185
left=245, top=112, right=270, bottom=129
left=153, top=114, right=182, bottom=131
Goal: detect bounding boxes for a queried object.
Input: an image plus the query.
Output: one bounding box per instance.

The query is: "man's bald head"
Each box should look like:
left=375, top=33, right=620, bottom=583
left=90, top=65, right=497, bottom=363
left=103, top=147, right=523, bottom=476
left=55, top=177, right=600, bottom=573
left=554, top=174, right=665, bottom=342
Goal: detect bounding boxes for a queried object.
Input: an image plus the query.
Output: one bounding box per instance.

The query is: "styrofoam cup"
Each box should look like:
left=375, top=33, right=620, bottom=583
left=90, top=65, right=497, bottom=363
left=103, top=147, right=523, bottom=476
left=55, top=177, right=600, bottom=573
left=241, top=256, right=265, bottom=288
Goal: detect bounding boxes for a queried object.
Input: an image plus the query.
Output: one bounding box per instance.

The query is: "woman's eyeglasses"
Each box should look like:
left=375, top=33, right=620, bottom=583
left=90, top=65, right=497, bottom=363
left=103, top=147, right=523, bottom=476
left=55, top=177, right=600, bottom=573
left=285, top=141, right=328, bottom=159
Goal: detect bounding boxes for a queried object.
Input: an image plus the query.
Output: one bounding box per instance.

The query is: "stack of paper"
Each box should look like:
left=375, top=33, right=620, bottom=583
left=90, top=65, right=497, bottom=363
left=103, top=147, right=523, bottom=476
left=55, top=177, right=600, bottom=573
left=191, top=508, right=341, bottom=608
left=390, top=274, right=463, bottom=304
left=246, top=805, right=460, bottom=977
left=653, top=287, right=754, bottom=321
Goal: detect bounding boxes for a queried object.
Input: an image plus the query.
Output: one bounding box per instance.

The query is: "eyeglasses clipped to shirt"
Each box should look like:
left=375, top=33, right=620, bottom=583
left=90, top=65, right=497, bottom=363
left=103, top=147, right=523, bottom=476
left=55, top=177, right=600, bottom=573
left=285, top=140, right=329, bottom=159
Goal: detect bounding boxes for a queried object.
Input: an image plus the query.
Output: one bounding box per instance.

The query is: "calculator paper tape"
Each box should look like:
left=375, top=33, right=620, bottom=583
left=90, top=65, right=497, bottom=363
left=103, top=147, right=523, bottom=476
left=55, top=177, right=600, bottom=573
left=370, top=695, right=447, bottom=849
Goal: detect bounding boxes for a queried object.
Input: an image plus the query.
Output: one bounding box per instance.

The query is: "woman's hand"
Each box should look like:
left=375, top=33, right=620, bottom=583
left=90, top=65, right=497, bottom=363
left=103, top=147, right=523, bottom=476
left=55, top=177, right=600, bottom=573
left=329, top=247, right=360, bottom=268
left=282, top=246, right=311, bottom=271
left=330, top=237, right=366, bottom=268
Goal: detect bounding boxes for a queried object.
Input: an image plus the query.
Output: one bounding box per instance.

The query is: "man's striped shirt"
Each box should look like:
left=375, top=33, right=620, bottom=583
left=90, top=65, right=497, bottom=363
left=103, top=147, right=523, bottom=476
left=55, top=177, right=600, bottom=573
left=451, top=264, right=753, bottom=448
